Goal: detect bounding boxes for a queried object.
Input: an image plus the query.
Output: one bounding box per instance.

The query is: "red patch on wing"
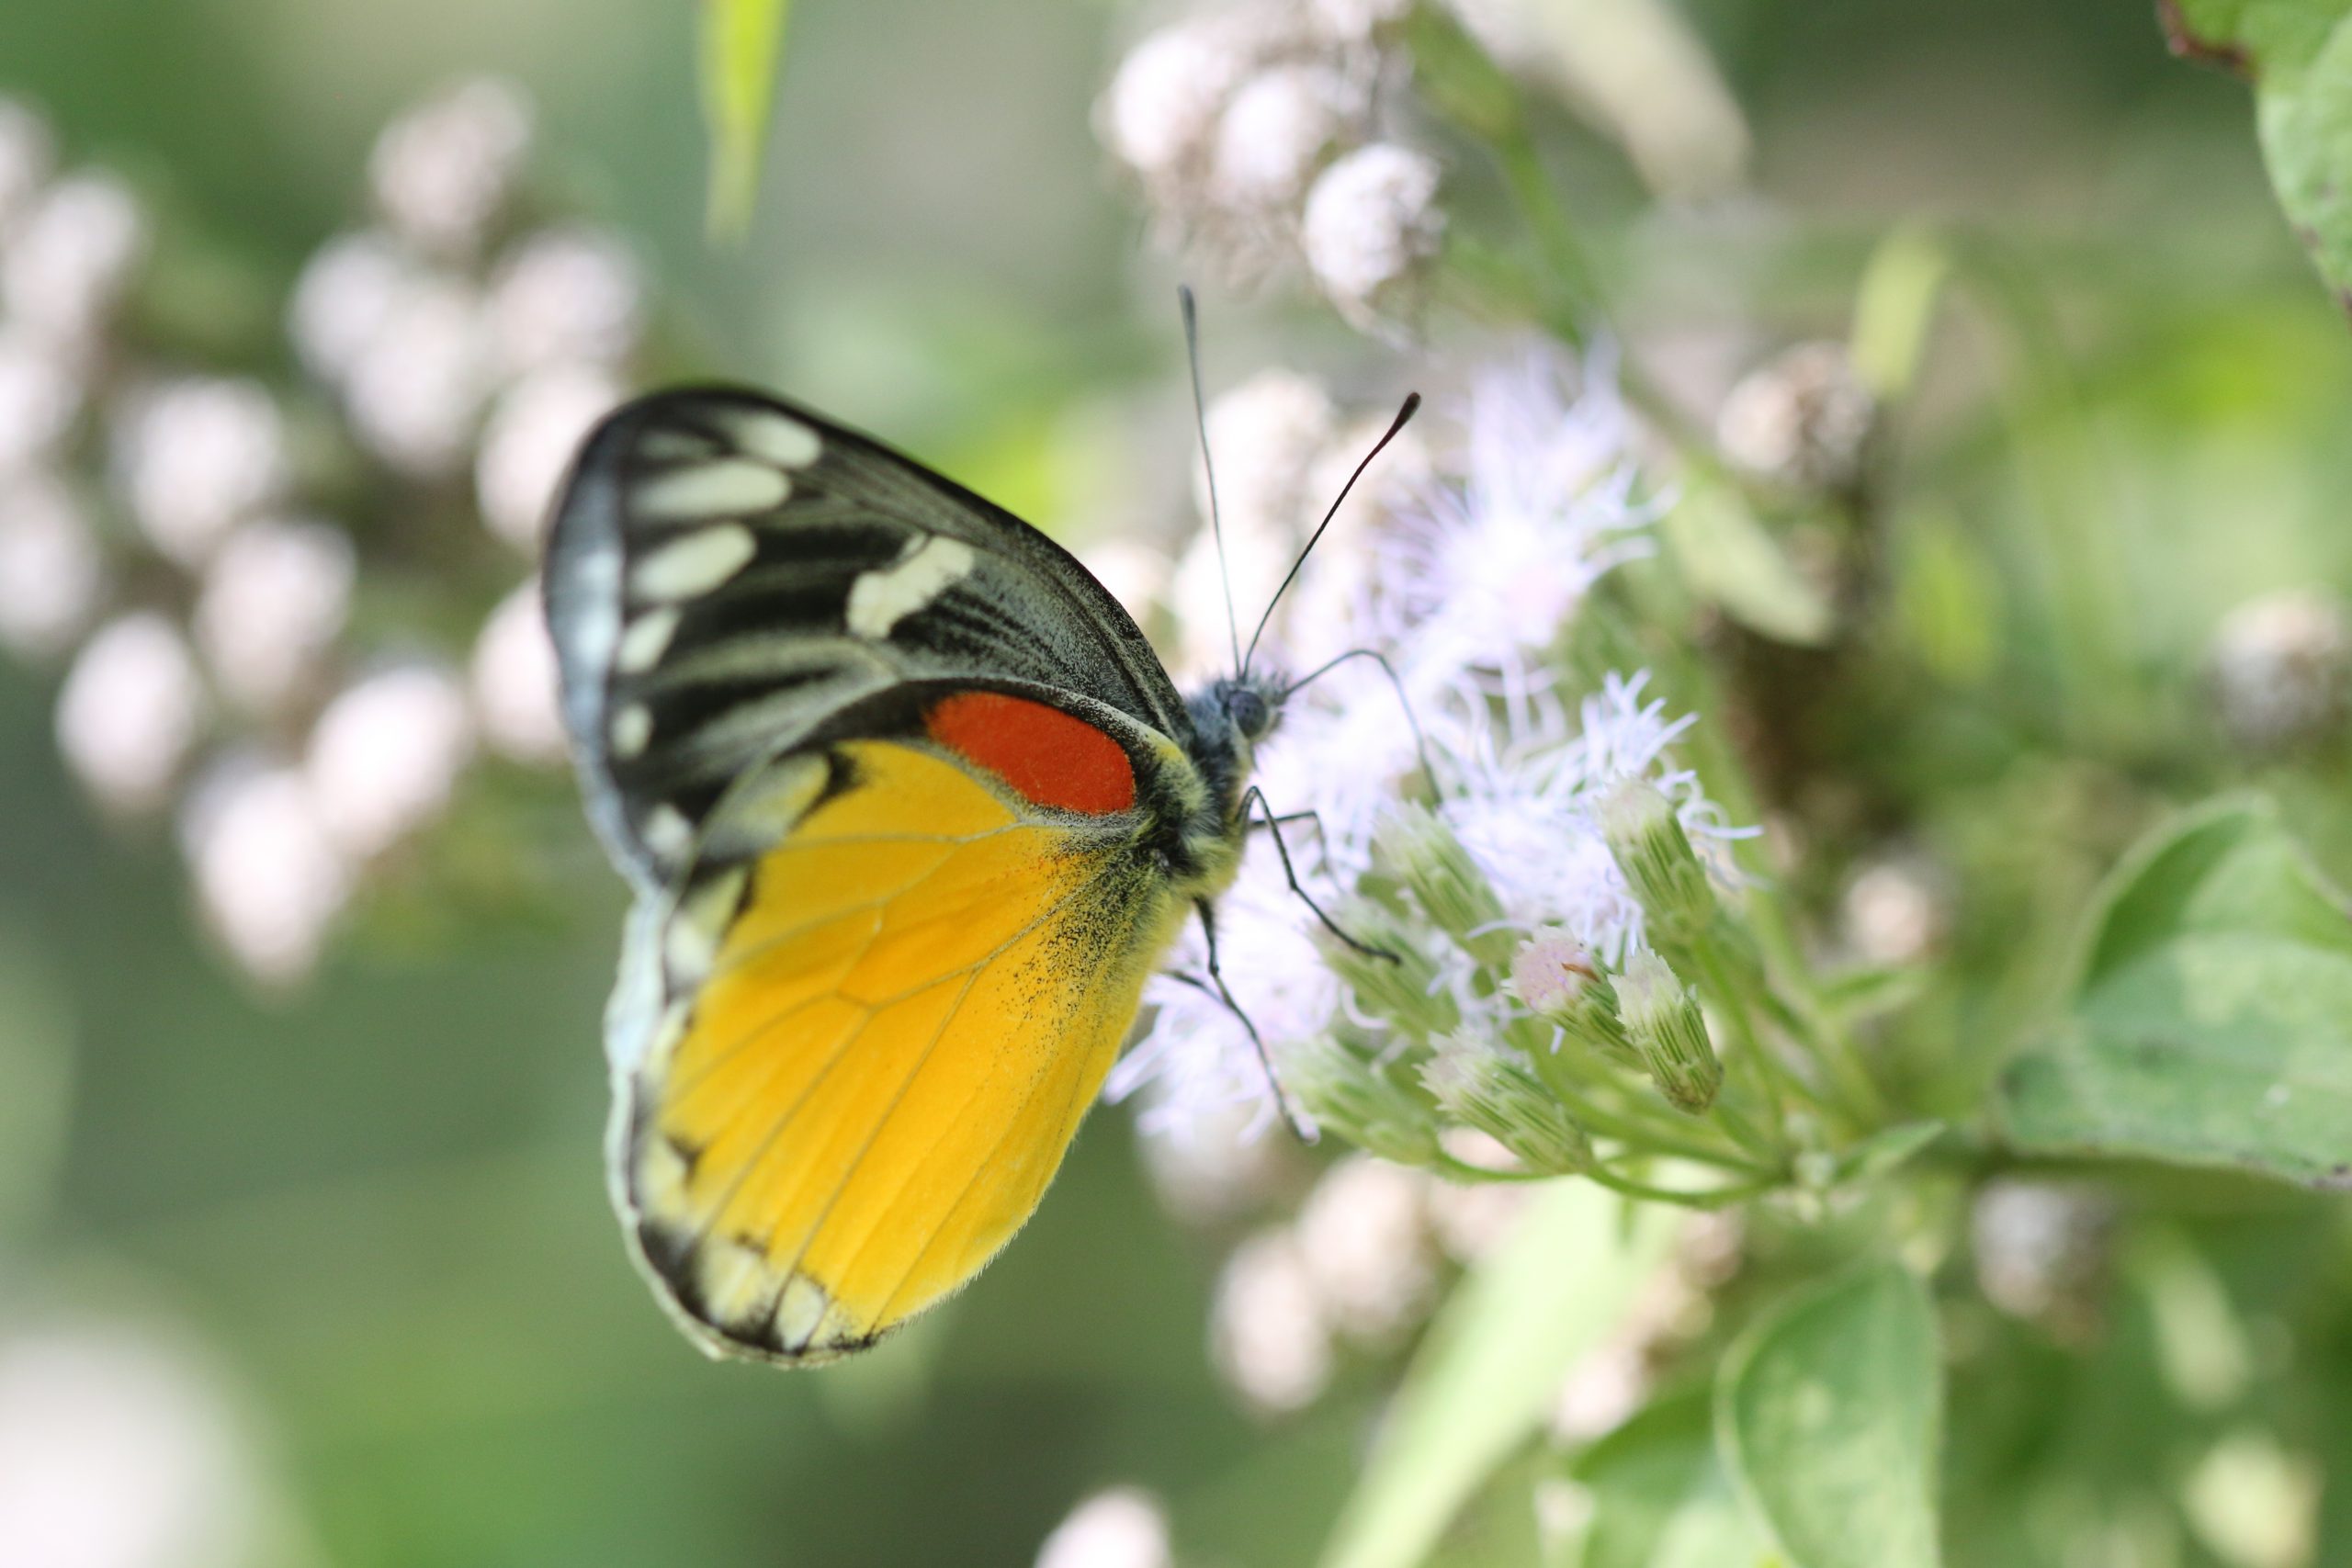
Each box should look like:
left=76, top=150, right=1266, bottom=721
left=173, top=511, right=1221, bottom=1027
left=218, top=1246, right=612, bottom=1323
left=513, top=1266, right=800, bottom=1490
left=924, top=691, right=1136, bottom=816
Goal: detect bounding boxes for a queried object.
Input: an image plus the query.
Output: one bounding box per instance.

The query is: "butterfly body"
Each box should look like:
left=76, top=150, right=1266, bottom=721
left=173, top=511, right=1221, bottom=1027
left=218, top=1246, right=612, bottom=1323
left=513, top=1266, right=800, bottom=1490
left=545, top=387, right=1284, bottom=1363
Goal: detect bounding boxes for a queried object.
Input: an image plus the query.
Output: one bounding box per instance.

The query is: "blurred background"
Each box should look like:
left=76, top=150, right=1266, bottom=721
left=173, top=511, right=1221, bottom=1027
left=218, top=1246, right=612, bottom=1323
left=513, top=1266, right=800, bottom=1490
left=2, top=0, right=2348, bottom=1564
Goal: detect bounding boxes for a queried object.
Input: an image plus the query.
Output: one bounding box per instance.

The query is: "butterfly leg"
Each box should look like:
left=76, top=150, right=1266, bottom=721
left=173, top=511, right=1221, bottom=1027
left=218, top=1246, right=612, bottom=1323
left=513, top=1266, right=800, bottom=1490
left=1238, top=786, right=1398, bottom=964
left=1193, top=899, right=1317, bottom=1142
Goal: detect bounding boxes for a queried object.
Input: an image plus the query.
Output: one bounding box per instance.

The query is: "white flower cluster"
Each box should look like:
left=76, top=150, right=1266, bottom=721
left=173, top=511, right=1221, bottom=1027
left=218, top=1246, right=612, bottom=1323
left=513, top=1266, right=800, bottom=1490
left=1109, top=345, right=1745, bottom=1138
left=1097, top=0, right=1442, bottom=324
left=0, top=85, right=639, bottom=986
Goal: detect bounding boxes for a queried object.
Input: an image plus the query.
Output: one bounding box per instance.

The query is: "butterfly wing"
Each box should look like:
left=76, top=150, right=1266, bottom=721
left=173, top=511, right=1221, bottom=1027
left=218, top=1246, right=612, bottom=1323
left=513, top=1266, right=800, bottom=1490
left=544, top=389, right=1204, bottom=1362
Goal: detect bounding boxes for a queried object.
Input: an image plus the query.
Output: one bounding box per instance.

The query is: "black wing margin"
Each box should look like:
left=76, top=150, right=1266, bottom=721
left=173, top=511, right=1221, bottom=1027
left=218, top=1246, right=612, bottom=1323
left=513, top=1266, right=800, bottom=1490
left=541, top=386, right=1189, bottom=892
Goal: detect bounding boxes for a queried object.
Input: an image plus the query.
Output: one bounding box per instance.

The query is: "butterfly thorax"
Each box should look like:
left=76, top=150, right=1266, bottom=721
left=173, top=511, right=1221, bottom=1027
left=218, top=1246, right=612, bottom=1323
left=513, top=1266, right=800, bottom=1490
left=1163, top=670, right=1286, bottom=902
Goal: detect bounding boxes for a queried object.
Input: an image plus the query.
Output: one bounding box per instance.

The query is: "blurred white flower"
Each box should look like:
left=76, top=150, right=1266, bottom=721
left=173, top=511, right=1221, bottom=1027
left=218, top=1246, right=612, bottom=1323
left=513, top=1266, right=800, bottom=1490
left=0, top=326, right=84, bottom=473
left=1100, top=17, right=1261, bottom=184
left=1210, top=1228, right=1334, bottom=1413
left=1972, top=1179, right=2114, bottom=1330
left=1420, top=1168, right=1527, bottom=1262
left=288, top=229, right=416, bottom=385
left=0, top=1323, right=271, bottom=1568
left=1717, top=340, right=1875, bottom=493
left=339, top=272, right=490, bottom=475
left=475, top=361, right=628, bottom=549
left=180, top=759, right=352, bottom=987
left=0, top=96, right=56, bottom=231
left=1311, top=0, right=1412, bottom=39
left=193, top=519, right=356, bottom=713
left=2209, top=587, right=2352, bottom=754
left=1035, top=1487, right=1172, bottom=1568
left=1301, top=143, right=1443, bottom=328
left=1295, top=1155, right=1435, bottom=1346
left=1210, top=64, right=1363, bottom=211
left=1136, top=1096, right=1294, bottom=1223
left=1839, top=850, right=1951, bottom=967
left=1, top=171, right=145, bottom=345
left=470, top=580, right=568, bottom=763
left=487, top=226, right=642, bottom=376
left=306, top=663, right=475, bottom=858
left=113, top=378, right=288, bottom=567
left=0, top=471, right=104, bottom=658
left=56, top=614, right=205, bottom=814
left=369, top=77, right=534, bottom=255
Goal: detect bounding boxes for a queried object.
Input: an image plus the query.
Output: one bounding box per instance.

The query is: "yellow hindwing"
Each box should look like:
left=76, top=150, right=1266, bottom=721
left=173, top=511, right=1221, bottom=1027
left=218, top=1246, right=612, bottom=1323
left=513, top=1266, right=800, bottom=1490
left=621, top=739, right=1182, bottom=1361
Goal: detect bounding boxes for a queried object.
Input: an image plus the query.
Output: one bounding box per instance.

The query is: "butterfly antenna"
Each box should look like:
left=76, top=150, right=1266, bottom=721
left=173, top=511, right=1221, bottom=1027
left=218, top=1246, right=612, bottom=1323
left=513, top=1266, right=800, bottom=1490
left=1241, top=390, right=1420, bottom=676
left=1181, top=285, right=1245, bottom=674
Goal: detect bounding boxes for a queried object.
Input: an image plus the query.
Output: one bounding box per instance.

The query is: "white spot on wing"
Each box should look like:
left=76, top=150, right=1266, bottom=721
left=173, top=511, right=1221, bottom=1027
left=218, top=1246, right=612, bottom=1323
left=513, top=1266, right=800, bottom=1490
left=610, top=703, right=652, bottom=757
left=775, top=1276, right=830, bottom=1348
left=726, top=408, right=821, bottom=469
left=631, top=524, right=757, bottom=602
left=635, top=458, right=789, bottom=517
left=846, top=535, right=977, bottom=639
left=616, top=605, right=682, bottom=672
left=641, top=803, right=694, bottom=861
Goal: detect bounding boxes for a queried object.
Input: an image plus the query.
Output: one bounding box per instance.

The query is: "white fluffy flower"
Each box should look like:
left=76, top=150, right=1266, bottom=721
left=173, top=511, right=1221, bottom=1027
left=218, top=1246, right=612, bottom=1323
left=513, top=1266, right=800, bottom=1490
left=1210, top=64, right=1362, bottom=210
left=306, top=663, right=476, bottom=858
left=180, top=759, right=353, bottom=986
left=469, top=580, right=568, bottom=763
left=55, top=613, right=206, bottom=814
left=474, top=361, right=628, bottom=549
left=369, top=77, right=534, bottom=254
left=0, top=326, right=82, bottom=474
left=1210, top=1228, right=1334, bottom=1413
left=113, top=378, right=288, bottom=567
left=0, top=96, right=55, bottom=230
left=1, top=171, right=145, bottom=345
left=193, top=519, right=356, bottom=713
left=1295, top=1154, right=1436, bottom=1345
left=338, top=272, right=490, bottom=476
left=1101, top=18, right=1259, bottom=181
left=486, top=226, right=642, bottom=376
left=288, top=229, right=416, bottom=386
left=0, top=471, right=103, bottom=658
left=1301, top=143, right=1443, bottom=326
left=1035, top=1488, right=1171, bottom=1568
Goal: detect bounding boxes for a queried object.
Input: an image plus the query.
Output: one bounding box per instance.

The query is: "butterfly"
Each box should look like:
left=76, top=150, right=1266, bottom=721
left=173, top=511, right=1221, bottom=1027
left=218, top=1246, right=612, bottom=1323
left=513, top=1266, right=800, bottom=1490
left=544, top=358, right=1415, bottom=1365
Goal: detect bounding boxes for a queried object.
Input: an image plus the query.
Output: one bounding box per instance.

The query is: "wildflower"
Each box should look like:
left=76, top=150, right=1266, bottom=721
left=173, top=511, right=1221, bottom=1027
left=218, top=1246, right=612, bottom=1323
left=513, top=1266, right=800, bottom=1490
left=469, top=581, right=569, bottom=764
left=485, top=226, right=643, bottom=376
left=1508, top=929, right=1634, bottom=1060
left=194, top=519, right=356, bottom=713
left=368, top=77, right=533, bottom=255
left=0, top=327, right=84, bottom=473
left=1598, top=774, right=1718, bottom=944
left=2208, top=587, right=2351, bottom=754
left=1615, top=947, right=1720, bottom=1112
left=1840, top=850, right=1952, bottom=967
left=1717, top=341, right=1876, bottom=494
left=288, top=230, right=417, bottom=385
left=1099, top=17, right=1260, bottom=187
left=474, top=362, right=628, bottom=549
left=1211, top=1228, right=1335, bottom=1413
left=112, top=378, right=288, bottom=567
left=1421, top=1030, right=1591, bottom=1173
left=180, top=758, right=352, bottom=986
left=1035, top=1487, right=1172, bottom=1568
left=1310, top=0, right=1413, bottom=42
left=1136, top=1097, right=1297, bottom=1224
left=0, top=472, right=103, bottom=659
left=1420, top=1167, right=1527, bottom=1261
left=337, top=272, right=490, bottom=476
left=55, top=614, right=206, bottom=815
left=2, top=171, right=145, bottom=345
left=1300, top=142, right=1444, bottom=328
left=1370, top=803, right=1510, bottom=965
left=0, top=96, right=54, bottom=228
left=1971, top=1179, right=2115, bottom=1334
left=1295, top=1154, right=1437, bottom=1345
left=1273, top=1032, right=1443, bottom=1164
left=306, top=663, right=475, bottom=859
left=1209, top=64, right=1366, bottom=211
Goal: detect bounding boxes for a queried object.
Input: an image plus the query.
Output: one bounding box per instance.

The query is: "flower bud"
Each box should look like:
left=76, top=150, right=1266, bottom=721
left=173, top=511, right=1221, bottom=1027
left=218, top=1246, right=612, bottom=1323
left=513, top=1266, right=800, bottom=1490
left=1322, top=898, right=1460, bottom=1046
left=1301, top=142, right=1444, bottom=331
left=1420, top=1031, right=1591, bottom=1175
left=1372, top=804, right=1511, bottom=968
left=1508, top=929, right=1635, bottom=1063
left=1273, top=1033, right=1442, bottom=1165
left=1598, top=777, right=1716, bottom=945
left=1615, top=948, right=1722, bottom=1113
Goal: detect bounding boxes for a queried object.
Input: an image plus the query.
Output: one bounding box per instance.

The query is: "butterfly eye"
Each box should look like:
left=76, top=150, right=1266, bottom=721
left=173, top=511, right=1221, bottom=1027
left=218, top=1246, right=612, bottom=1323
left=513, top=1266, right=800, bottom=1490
left=1226, top=686, right=1270, bottom=739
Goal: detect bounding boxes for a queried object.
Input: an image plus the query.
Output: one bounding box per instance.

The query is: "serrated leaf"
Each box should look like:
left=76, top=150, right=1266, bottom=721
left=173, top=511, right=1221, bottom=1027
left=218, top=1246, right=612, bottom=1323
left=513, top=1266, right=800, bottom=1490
left=1998, top=797, right=2352, bottom=1188
left=1716, top=1262, right=1942, bottom=1568
left=1318, top=1182, right=1677, bottom=1568
left=1564, top=1392, right=1776, bottom=1568
left=700, top=0, right=794, bottom=239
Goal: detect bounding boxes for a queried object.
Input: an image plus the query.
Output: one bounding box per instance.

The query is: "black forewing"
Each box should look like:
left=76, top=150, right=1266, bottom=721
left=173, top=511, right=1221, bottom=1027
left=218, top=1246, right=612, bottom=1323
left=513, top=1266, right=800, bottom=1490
left=542, top=386, right=1190, bottom=891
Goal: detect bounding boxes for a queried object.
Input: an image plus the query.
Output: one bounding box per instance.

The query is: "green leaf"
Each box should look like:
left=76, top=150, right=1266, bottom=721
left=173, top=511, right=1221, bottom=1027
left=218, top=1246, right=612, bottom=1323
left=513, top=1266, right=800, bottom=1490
left=1998, top=797, right=2352, bottom=1188
left=1826, top=1121, right=1946, bottom=1190
left=1564, top=1392, right=1776, bottom=1568
left=1716, top=1262, right=1943, bottom=1568
left=1319, top=1182, right=1678, bottom=1568
left=1662, top=477, right=1835, bottom=647
left=2163, top=0, right=2352, bottom=308
left=699, top=0, right=794, bottom=239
